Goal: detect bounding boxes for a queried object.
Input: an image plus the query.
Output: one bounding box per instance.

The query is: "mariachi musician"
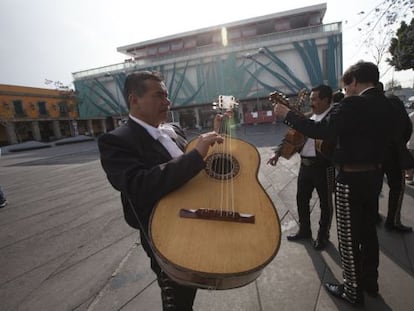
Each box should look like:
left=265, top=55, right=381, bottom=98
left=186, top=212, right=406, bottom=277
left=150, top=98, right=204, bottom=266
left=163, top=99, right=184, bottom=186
left=268, top=85, right=336, bottom=250
left=98, top=71, right=224, bottom=310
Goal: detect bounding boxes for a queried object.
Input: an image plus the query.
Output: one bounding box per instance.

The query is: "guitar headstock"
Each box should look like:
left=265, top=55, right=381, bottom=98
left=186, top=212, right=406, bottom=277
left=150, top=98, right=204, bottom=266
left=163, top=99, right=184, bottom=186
left=212, top=95, right=239, bottom=113
left=295, top=89, right=309, bottom=109
left=269, top=89, right=309, bottom=114
left=269, top=91, right=291, bottom=108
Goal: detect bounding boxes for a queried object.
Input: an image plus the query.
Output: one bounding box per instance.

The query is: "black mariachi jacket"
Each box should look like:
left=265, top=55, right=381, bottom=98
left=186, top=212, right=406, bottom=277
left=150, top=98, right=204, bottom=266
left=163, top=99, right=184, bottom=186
left=281, top=105, right=335, bottom=163
left=284, top=88, right=392, bottom=166
left=98, top=118, right=205, bottom=231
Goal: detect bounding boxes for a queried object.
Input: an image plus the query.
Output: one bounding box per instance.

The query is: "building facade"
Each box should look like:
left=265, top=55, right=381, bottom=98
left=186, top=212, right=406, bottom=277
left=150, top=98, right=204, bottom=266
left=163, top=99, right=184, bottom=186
left=73, top=3, right=342, bottom=129
left=0, top=84, right=105, bottom=146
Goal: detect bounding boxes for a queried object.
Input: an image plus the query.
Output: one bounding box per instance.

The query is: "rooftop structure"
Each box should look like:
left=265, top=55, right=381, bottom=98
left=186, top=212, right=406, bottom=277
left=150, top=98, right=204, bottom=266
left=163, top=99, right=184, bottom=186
left=73, top=3, right=342, bottom=127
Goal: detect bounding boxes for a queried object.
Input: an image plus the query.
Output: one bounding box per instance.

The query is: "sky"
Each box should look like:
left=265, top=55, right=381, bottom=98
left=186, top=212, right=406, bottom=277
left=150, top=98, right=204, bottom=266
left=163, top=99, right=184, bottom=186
left=0, top=0, right=413, bottom=90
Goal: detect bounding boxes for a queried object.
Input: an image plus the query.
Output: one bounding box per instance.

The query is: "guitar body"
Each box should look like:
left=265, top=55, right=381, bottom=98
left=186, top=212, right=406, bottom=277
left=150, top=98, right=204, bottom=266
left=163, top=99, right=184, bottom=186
left=149, top=135, right=281, bottom=289
left=315, top=139, right=335, bottom=160
left=280, top=128, right=306, bottom=159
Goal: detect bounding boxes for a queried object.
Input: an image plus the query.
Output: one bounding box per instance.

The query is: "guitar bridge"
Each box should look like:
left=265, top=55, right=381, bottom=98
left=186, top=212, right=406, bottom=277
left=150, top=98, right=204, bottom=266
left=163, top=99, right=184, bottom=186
left=179, top=208, right=255, bottom=224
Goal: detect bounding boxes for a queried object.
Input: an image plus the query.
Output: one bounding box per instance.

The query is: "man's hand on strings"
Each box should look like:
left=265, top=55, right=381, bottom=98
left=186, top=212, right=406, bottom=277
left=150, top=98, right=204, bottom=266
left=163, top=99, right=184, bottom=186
left=194, top=132, right=224, bottom=158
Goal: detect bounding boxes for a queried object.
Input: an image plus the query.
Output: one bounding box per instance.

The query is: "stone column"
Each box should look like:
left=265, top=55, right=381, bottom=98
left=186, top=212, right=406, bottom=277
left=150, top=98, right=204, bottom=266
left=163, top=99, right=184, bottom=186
left=31, top=121, right=42, bottom=141
left=239, top=105, right=245, bottom=124
left=52, top=120, right=62, bottom=139
left=87, top=119, right=94, bottom=136
left=71, top=120, right=79, bottom=136
left=194, top=107, right=201, bottom=129
left=5, top=122, right=18, bottom=145
left=100, top=119, right=107, bottom=133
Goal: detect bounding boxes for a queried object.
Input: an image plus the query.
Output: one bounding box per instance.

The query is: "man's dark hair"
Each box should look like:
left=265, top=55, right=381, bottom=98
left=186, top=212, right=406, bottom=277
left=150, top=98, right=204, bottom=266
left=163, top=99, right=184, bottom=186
left=341, top=61, right=379, bottom=86
left=123, top=71, right=164, bottom=108
left=311, top=84, right=333, bottom=103
left=332, top=90, right=345, bottom=103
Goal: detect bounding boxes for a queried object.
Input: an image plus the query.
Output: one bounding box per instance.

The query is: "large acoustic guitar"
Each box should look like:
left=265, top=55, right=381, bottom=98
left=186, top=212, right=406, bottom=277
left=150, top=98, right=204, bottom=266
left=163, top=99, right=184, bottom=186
left=150, top=95, right=281, bottom=290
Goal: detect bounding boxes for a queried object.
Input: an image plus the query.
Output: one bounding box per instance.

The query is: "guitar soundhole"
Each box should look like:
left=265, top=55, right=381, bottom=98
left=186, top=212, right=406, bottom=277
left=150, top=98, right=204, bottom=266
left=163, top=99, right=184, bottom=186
left=205, top=153, right=240, bottom=180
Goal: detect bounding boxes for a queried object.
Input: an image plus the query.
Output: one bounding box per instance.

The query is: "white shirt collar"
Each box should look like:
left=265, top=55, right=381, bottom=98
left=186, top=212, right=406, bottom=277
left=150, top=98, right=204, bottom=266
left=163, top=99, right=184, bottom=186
left=359, top=87, right=376, bottom=95
left=128, top=115, right=183, bottom=157
left=129, top=115, right=177, bottom=140
left=310, top=105, right=332, bottom=122
left=129, top=114, right=163, bottom=140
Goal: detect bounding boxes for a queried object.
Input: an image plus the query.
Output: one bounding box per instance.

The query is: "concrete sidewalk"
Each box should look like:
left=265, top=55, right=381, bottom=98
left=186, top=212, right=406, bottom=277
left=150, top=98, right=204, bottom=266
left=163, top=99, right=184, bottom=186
left=0, top=123, right=413, bottom=311
left=0, top=135, right=94, bottom=154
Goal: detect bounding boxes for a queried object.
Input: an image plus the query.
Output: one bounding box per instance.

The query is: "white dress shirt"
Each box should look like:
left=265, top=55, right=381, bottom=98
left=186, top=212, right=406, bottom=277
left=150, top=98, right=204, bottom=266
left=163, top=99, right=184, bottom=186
left=300, top=106, right=333, bottom=157
left=129, top=115, right=184, bottom=158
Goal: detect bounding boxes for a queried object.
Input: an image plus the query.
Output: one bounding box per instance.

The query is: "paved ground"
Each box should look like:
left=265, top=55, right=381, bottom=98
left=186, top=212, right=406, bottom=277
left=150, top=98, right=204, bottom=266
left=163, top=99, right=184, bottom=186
left=0, top=123, right=413, bottom=311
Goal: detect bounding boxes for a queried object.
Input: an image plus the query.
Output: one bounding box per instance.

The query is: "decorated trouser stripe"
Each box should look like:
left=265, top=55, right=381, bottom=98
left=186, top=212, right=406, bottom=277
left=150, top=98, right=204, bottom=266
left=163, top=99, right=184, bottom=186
left=335, top=182, right=359, bottom=302
left=326, top=166, right=335, bottom=232
left=390, top=169, right=406, bottom=224
left=157, top=271, right=197, bottom=311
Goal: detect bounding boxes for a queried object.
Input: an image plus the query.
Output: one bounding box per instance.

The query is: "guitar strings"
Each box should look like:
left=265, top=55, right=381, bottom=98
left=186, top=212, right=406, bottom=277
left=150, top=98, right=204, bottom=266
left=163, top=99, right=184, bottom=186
left=227, top=117, right=235, bottom=216
left=211, top=112, right=236, bottom=216
left=219, top=118, right=226, bottom=214
left=222, top=119, right=229, bottom=215
left=213, top=116, right=225, bottom=214
left=222, top=115, right=235, bottom=216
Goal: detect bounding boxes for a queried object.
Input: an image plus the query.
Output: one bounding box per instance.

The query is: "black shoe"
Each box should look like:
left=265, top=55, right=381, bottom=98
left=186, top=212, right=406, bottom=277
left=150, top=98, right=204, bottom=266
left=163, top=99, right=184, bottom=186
left=324, top=283, right=364, bottom=305
left=362, top=280, right=379, bottom=298
left=385, top=222, right=412, bottom=233
left=313, top=236, right=329, bottom=250
left=364, top=288, right=379, bottom=298
left=286, top=230, right=311, bottom=241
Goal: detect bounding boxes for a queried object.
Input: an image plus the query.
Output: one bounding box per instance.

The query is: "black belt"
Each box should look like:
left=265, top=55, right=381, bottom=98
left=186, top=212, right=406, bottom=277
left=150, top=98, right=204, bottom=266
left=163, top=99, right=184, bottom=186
left=337, top=163, right=382, bottom=172
left=301, top=156, right=318, bottom=166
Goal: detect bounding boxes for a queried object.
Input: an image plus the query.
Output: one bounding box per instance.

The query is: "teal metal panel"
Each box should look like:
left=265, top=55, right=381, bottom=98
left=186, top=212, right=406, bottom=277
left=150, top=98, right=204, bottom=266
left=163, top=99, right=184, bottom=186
left=262, top=46, right=307, bottom=91
left=294, top=41, right=320, bottom=86
left=327, top=34, right=341, bottom=89
left=75, top=37, right=342, bottom=118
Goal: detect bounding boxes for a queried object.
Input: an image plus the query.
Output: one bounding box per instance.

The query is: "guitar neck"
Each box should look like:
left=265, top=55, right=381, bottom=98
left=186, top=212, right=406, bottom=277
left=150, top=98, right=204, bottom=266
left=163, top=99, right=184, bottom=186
left=269, top=89, right=308, bottom=118
left=280, top=101, right=306, bottom=118
left=214, top=111, right=234, bottom=135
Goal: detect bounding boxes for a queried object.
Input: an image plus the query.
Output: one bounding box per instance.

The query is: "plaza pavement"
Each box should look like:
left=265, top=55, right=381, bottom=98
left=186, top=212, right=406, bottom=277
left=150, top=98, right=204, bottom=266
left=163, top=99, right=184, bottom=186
left=0, top=123, right=413, bottom=311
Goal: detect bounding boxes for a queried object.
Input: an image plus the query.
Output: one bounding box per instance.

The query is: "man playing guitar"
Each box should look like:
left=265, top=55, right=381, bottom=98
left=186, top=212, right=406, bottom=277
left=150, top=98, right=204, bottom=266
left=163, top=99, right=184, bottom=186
left=268, top=85, right=335, bottom=250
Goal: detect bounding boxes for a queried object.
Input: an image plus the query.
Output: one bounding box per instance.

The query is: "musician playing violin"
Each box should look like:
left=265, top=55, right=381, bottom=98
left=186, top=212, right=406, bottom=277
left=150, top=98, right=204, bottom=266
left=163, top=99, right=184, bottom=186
left=268, top=85, right=335, bottom=250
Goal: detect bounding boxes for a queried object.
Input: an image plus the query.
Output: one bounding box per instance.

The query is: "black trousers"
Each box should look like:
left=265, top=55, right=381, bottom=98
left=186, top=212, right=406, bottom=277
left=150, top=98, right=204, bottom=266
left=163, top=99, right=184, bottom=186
left=141, top=233, right=197, bottom=311
left=335, top=169, right=383, bottom=301
left=296, top=159, right=334, bottom=236
left=383, top=152, right=406, bottom=225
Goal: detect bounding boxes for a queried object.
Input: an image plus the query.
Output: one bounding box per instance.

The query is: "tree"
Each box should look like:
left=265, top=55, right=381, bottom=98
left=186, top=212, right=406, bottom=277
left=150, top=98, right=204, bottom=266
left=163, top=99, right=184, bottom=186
left=387, top=17, right=414, bottom=70
left=351, top=0, right=414, bottom=77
